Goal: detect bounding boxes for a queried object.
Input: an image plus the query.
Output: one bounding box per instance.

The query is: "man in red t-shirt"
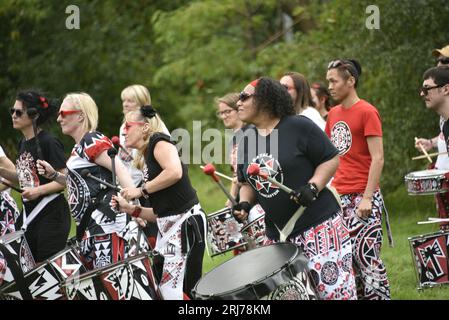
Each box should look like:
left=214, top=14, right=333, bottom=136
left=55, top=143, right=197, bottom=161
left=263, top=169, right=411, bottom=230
left=325, top=59, right=390, bottom=300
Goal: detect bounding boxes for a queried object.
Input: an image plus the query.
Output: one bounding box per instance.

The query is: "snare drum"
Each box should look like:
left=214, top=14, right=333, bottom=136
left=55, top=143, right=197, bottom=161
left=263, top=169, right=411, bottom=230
left=62, top=253, right=160, bottom=300
left=192, top=242, right=318, bottom=300
left=404, top=169, right=449, bottom=195
left=241, top=214, right=266, bottom=249
left=409, top=230, right=449, bottom=289
left=0, top=231, right=35, bottom=288
left=207, top=207, right=246, bottom=256
left=0, top=245, right=86, bottom=300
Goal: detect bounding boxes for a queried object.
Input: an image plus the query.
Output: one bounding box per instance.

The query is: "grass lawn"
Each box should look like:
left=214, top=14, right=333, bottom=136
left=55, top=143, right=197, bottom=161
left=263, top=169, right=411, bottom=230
left=10, top=164, right=449, bottom=299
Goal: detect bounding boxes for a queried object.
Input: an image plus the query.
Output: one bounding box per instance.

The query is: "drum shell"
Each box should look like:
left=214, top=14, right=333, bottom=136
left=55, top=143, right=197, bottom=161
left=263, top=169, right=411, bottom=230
left=193, top=243, right=318, bottom=300
left=63, top=253, right=160, bottom=300
left=0, top=231, right=36, bottom=288
left=408, top=230, right=449, bottom=289
left=207, top=207, right=246, bottom=256
left=0, top=245, right=86, bottom=300
left=404, top=170, right=449, bottom=195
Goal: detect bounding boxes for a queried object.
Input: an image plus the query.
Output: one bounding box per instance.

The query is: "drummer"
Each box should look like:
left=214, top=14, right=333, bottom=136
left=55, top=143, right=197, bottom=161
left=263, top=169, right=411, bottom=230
left=233, top=77, right=356, bottom=300
left=420, top=66, right=449, bottom=159
left=114, top=105, right=206, bottom=300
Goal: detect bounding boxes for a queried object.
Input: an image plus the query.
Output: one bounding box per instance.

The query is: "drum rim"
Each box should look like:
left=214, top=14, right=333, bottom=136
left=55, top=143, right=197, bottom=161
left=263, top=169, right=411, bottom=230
left=207, top=207, right=232, bottom=218
left=240, top=214, right=265, bottom=232
left=408, top=229, right=449, bottom=241
left=0, top=230, right=26, bottom=244
left=193, top=242, right=299, bottom=299
left=404, top=169, right=448, bottom=179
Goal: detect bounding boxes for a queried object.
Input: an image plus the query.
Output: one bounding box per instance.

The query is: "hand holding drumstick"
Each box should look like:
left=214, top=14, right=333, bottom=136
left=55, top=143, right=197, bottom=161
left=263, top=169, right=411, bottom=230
left=414, top=137, right=433, bottom=163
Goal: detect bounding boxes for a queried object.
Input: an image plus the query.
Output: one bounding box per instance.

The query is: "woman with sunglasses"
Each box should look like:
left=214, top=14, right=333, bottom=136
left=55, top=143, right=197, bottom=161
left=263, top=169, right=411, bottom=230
left=280, top=72, right=326, bottom=130
left=0, top=91, right=70, bottom=263
left=234, top=77, right=356, bottom=300
left=0, top=146, right=20, bottom=237
left=114, top=105, right=206, bottom=300
left=37, top=93, right=147, bottom=270
left=325, top=59, right=390, bottom=300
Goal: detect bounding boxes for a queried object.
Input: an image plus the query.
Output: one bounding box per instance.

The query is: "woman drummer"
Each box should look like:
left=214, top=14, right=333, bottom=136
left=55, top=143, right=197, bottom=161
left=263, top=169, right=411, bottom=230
left=37, top=93, right=147, bottom=269
left=113, top=105, right=206, bottom=300
left=0, top=91, right=71, bottom=262
left=233, top=77, right=356, bottom=300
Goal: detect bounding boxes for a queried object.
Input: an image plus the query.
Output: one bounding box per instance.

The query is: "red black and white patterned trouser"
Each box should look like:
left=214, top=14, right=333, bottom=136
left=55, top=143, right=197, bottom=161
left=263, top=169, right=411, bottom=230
left=340, top=190, right=391, bottom=300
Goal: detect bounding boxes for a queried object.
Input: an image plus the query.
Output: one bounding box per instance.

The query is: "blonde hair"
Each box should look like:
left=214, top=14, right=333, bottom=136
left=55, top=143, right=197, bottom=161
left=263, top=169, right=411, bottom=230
left=64, top=92, right=98, bottom=132
left=215, top=92, right=239, bottom=110
left=126, top=110, right=168, bottom=170
left=121, top=84, right=152, bottom=107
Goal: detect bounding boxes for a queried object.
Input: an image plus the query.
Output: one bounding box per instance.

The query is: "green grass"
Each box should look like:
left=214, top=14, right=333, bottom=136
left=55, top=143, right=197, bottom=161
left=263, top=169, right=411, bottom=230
left=10, top=166, right=449, bottom=299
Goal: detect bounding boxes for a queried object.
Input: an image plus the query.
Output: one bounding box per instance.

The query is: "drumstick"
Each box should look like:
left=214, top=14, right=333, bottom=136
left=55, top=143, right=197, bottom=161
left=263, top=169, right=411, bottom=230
left=202, top=163, right=237, bottom=206
left=247, top=163, right=293, bottom=194
left=199, top=165, right=233, bottom=182
left=412, top=151, right=448, bottom=160
left=417, top=219, right=449, bottom=224
left=0, top=179, right=23, bottom=193
left=415, top=137, right=433, bottom=163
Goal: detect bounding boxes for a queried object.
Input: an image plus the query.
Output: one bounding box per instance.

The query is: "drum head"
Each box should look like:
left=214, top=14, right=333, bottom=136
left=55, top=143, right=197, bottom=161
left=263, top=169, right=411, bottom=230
left=194, top=243, right=298, bottom=298
left=406, top=169, right=448, bottom=178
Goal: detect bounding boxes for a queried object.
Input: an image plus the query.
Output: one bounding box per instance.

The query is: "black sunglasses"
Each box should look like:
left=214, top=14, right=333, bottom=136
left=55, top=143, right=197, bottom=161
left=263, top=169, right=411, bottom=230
left=420, top=84, right=443, bottom=95
left=437, top=57, right=449, bottom=65
left=9, top=108, right=24, bottom=117
left=239, top=91, right=253, bottom=102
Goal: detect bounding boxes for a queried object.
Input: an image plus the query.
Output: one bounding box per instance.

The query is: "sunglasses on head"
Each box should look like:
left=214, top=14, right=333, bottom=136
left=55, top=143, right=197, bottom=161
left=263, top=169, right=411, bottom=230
left=437, top=56, right=449, bottom=65
left=9, top=108, right=25, bottom=117
left=239, top=91, right=253, bottom=102
left=327, top=60, right=357, bottom=77
left=58, top=109, right=82, bottom=118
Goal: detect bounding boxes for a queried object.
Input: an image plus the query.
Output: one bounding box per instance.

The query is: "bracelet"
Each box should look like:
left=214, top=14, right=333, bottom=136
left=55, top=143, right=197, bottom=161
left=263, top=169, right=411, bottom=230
left=48, top=171, right=58, bottom=180
left=131, top=205, right=142, bottom=218
left=141, top=183, right=150, bottom=198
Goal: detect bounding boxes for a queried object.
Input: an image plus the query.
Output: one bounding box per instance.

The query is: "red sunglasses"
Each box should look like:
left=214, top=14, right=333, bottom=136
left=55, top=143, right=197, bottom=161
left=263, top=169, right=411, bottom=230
left=124, top=121, right=145, bottom=131
left=58, top=110, right=82, bottom=118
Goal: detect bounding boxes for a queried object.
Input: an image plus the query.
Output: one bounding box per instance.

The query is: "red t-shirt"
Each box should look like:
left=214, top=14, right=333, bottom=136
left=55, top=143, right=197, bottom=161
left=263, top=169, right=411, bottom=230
left=325, top=99, right=382, bottom=194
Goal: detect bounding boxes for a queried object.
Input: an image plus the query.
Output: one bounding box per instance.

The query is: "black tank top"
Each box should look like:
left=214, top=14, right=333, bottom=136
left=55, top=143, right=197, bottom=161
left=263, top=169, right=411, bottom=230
left=143, top=133, right=198, bottom=217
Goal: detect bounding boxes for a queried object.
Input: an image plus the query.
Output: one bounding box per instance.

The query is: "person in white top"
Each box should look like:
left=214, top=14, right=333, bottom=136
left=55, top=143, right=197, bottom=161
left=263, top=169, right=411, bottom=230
left=280, top=72, right=326, bottom=131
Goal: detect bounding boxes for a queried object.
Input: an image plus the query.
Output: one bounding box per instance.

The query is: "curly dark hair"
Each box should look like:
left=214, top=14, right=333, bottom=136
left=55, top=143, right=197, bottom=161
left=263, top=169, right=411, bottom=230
left=253, top=77, right=295, bottom=118
left=16, top=90, right=59, bottom=126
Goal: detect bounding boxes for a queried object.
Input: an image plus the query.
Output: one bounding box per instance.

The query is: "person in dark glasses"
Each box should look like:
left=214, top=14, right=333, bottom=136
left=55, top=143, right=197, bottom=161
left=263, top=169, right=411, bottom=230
left=280, top=72, right=326, bottom=131
left=414, top=46, right=449, bottom=231
left=0, top=91, right=70, bottom=263
left=37, top=93, right=149, bottom=271
left=325, top=59, right=390, bottom=300
left=234, top=77, right=356, bottom=300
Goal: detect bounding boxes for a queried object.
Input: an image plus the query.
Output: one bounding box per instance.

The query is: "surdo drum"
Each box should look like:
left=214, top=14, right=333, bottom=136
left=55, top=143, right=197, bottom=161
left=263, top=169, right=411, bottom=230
left=404, top=169, right=449, bottom=195
left=192, top=242, right=318, bottom=300
left=0, top=245, right=86, bottom=300
left=62, top=253, right=160, bottom=300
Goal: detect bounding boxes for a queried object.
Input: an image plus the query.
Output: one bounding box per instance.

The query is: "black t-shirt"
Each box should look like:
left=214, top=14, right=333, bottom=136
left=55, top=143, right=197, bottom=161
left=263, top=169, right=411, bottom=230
left=237, top=115, right=340, bottom=240
left=144, top=133, right=198, bottom=217
left=16, top=130, right=66, bottom=212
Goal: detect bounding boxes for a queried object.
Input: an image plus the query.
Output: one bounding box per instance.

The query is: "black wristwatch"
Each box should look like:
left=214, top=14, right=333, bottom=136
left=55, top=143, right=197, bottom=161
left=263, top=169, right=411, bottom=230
left=308, top=182, right=319, bottom=198
left=141, top=183, right=150, bottom=198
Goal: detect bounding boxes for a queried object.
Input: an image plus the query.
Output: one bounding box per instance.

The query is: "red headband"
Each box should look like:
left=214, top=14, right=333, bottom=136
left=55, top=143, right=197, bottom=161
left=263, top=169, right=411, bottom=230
left=249, top=79, right=259, bottom=88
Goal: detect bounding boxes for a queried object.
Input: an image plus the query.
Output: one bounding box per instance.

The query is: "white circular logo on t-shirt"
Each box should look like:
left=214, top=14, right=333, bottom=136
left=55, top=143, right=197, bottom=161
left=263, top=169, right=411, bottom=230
left=331, top=121, right=352, bottom=155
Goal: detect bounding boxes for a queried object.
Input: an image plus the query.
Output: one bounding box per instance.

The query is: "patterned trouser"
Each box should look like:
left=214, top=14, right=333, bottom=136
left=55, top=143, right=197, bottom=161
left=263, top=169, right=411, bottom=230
left=0, top=251, right=5, bottom=286
left=0, top=192, right=20, bottom=237
left=156, top=204, right=205, bottom=300
left=340, top=190, right=391, bottom=300
left=265, top=212, right=357, bottom=300
left=80, top=220, right=149, bottom=270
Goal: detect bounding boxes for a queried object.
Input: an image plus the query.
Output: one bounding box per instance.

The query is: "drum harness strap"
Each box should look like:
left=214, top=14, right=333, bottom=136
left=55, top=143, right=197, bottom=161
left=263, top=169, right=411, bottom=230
left=0, top=243, right=33, bottom=300
left=21, top=193, right=59, bottom=231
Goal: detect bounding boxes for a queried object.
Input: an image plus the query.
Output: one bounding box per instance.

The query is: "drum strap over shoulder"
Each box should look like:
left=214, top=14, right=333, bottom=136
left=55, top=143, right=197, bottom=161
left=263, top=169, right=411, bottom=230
left=0, top=243, right=32, bottom=300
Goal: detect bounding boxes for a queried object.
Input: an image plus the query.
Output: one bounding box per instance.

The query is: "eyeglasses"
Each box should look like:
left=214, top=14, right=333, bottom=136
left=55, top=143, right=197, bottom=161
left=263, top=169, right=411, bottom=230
left=58, top=110, right=82, bottom=118
left=420, top=84, right=444, bottom=95
left=239, top=92, right=253, bottom=102
left=9, top=108, right=24, bottom=117
left=437, top=57, right=449, bottom=65
left=124, top=121, right=145, bottom=131
left=216, top=109, right=236, bottom=117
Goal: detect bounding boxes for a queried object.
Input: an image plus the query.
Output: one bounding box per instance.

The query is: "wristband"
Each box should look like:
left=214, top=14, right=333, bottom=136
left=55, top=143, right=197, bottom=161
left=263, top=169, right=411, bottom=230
left=141, top=183, right=150, bottom=198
